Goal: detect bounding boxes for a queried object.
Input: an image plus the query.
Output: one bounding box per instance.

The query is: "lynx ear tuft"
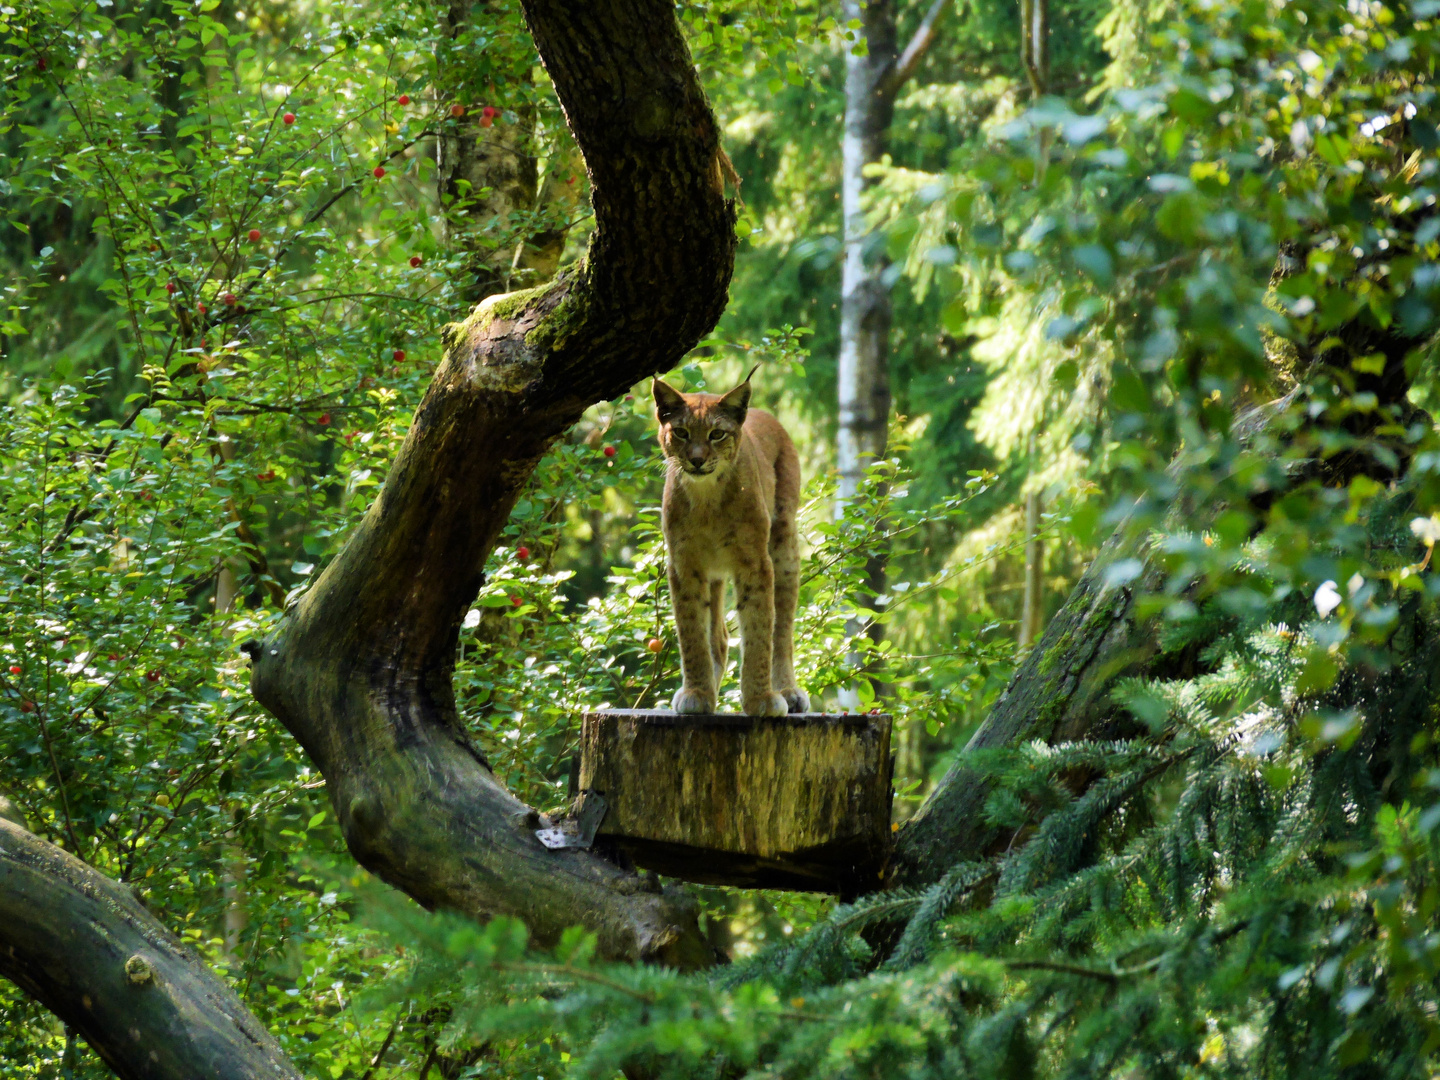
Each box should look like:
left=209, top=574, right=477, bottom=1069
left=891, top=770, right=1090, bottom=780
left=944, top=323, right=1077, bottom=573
left=652, top=378, right=686, bottom=421
left=717, top=369, right=755, bottom=422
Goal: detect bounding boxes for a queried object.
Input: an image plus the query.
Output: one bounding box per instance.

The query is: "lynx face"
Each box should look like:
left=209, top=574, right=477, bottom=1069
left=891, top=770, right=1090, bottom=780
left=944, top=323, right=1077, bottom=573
left=652, top=379, right=748, bottom=478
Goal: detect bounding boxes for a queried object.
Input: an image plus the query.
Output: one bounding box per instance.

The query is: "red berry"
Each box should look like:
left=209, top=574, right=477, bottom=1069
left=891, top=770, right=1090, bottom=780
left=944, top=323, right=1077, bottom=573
left=8, top=666, right=20, bottom=675
left=409, top=255, right=423, bottom=268
left=373, top=166, right=386, bottom=179
left=197, top=303, right=207, bottom=314
left=145, top=670, right=161, bottom=682
left=107, top=654, right=119, bottom=662
left=222, top=292, right=237, bottom=306
left=392, top=349, right=406, bottom=362
left=19, top=700, right=34, bottom=713
left=516, top=546, right=530, bottom=561
left=398, top=94, right=411, bottom=106
left=257, top=470, right=275, bottom=481
left=479, top=116, right=493, bottom=128
left=450, top=103, right=466, bottom=118
left=482, top=106, right=497, bottom=119
left=318, top=413, right=331, bottom=426
left=247, top=229, right=261, bottom=242
left=603, top=444, right=616, bottom=458
left=647, top=638, right=663, bottom=654
left=37, top=58, right=47, bottom=72
left=510, top=595, right=522, bottom=607
left=165, top=281, right=177, bottom=295
left=282, top=112, right=296, bottom=125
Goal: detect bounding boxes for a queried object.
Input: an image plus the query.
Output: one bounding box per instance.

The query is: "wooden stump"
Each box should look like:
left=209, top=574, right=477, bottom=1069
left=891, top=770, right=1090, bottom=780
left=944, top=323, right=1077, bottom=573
left=578, top=710, right=893, bottom=893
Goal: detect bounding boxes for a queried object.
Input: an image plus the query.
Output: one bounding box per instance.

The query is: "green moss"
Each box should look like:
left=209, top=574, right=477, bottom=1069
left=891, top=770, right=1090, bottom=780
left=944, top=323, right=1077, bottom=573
left=524, top=284, right=590, bottom=352
left=1035, top=693, right=1069, bottom=738
left=1038, top=578, right=1131, bottom=677
left=1040, top=629, right=1075, bottom=675
left=459, top=284, right=553, bottom=341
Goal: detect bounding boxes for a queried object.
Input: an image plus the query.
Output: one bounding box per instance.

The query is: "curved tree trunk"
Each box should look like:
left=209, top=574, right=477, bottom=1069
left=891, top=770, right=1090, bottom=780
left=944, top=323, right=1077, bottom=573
left=249, top=0, right=735, bottom=967
left=0, top=820, right=299, bottom=1079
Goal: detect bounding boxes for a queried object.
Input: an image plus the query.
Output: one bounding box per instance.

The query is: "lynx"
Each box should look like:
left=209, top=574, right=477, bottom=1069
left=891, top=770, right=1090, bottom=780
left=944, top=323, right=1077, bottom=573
left=653, top=370, right=810, bottom=717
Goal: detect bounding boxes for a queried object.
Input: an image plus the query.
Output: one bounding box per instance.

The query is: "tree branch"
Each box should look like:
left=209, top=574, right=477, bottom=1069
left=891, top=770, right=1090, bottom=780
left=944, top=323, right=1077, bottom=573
left=884, top=0, right=949, bottom=96
left=248, top=0, right=734, bottom=967
left=0, top=820, right=299, bottom=1079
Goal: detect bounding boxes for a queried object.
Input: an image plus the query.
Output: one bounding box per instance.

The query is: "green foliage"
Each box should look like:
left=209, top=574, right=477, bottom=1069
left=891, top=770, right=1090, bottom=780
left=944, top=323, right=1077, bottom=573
left=366, top=0, right=1440, bottom=1075
left=379, top=588, right=1440, bottom=1079
left=12, top=0, right=1440, bottom=1075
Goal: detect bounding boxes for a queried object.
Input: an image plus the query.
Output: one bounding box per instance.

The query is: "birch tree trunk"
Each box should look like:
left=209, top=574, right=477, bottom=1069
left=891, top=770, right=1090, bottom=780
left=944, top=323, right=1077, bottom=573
left=836, top=0, right=898, bottom=527
left=1015, top=0, right=1049, bottom=651
left=835, top=0, right=947, bottom=704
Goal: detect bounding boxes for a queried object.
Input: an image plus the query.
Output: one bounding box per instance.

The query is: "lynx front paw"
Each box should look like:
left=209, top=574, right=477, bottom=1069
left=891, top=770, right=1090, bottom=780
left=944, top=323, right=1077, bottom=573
left=777, top=686, right=810, bottom=713
left=742, top=691, right=789, bottom=717
left=672, top=686, right=716, bottom=714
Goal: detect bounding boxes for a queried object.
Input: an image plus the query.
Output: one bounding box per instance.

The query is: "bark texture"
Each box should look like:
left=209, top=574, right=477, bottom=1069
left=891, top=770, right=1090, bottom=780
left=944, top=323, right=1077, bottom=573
left=249, top=0, right=735, bottom=967
left=581, top=710, right=892, bottom=893
left=0, top=820, right=299, bottom=1079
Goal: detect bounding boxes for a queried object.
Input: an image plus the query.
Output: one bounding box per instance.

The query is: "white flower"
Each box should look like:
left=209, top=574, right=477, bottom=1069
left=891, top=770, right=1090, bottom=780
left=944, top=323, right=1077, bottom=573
left=1412, top=515, right=1440, bottom=546
left=1347, top=573, right=1365, bottom=596
left=1315, top=580, right=1342, bottom=618
left=462, top=609, right=480, bottom=629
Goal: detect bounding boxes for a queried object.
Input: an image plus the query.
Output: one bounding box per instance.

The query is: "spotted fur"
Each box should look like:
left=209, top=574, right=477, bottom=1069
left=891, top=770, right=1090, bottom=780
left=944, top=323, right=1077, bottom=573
left=653, top=372, right=809, bottom=716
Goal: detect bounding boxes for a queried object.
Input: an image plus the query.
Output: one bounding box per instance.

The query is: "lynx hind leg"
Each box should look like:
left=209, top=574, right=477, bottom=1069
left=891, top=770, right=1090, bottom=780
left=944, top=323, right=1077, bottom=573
left=736, top=557, right=787, bottom=717
left=769, top=456, right=809, bottom=714
left=708, top=579, right=729, bottom=686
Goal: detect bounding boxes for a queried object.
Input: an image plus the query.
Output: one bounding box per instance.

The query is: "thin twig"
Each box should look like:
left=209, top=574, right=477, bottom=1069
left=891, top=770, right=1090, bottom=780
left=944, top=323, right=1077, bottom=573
left=1005, top=959, right=1119, bottom=984
left=358, top=1011, right=403, bottom=1080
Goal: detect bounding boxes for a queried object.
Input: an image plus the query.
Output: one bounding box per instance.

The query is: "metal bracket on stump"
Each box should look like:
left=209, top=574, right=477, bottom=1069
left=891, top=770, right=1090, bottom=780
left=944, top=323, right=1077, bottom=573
left=535, top=790, right=608, bottom=851
left=579, top=709, right=893, bottom=893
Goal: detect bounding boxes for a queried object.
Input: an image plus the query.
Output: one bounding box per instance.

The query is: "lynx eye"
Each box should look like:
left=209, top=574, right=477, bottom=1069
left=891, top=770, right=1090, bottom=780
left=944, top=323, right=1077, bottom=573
left=708, top=430, right=728, bottom=443
left=671, top=427, right=690, bottom=441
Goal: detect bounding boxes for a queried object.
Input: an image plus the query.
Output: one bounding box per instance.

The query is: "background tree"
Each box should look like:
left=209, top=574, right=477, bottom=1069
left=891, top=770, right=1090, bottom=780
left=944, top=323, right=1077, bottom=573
left=835, top=0, right=948, bottom=707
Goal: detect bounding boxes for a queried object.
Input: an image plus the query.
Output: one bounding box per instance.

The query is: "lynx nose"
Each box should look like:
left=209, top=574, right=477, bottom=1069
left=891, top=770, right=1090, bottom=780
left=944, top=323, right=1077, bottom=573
left=688, top=445, right=707, bottom=466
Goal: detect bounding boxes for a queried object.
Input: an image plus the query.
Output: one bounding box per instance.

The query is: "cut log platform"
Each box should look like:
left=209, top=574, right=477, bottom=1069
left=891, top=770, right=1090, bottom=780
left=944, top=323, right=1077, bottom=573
left=578, top=710, right=893, bottom=893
